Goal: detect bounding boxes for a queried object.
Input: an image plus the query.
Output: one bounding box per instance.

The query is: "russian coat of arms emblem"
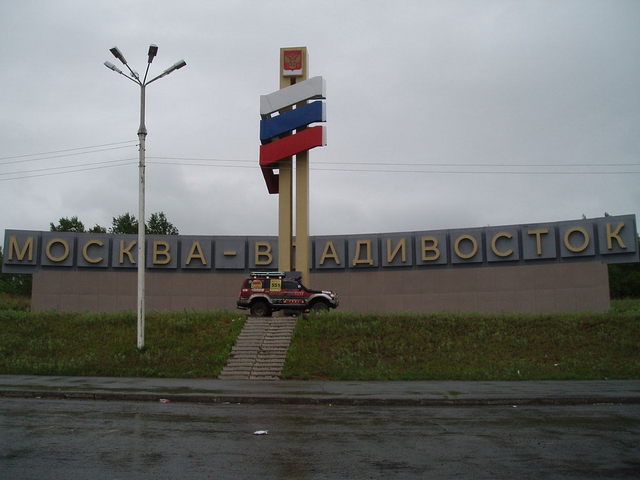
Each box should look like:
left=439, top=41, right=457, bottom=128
left=282, top=49, right=304, bottom=76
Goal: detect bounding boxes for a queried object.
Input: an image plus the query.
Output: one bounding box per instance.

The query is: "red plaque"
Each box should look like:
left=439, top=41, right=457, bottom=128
left=281, top=48, right=305, bottom=77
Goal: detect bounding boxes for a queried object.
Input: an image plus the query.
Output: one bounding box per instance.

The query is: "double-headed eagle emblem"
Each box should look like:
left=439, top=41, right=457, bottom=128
left=283, top=50, right=303, bottom=72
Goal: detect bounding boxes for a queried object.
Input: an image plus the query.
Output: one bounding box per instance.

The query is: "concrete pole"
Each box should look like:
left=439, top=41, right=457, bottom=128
left=104, top=46, right=185, bottom=350
left=295, top=147, right=310, bottom=286
left=278, top=47, right=310, bottom=285
left=137, top=85, right=147, bottom=349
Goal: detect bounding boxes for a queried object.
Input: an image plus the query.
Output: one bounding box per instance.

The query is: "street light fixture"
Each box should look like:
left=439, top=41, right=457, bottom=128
left=104, top=44, right=186, bottom=349
left=109, top=47, right=128, bottom=65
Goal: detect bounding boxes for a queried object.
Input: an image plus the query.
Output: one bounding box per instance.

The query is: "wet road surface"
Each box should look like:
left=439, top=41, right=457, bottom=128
left=1, top=398, right=639, bottom=479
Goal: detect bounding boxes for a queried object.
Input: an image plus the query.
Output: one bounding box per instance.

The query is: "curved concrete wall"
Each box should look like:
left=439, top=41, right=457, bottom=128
left=31, top=261, right=610, bottom=314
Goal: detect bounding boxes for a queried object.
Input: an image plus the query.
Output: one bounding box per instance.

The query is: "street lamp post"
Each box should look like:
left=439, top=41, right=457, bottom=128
left=104, top=45, right=186, bottom=349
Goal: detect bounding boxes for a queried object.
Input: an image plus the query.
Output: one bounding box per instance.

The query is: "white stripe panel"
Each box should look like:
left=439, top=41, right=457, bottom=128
left=260, top=76, right=326, bottom=116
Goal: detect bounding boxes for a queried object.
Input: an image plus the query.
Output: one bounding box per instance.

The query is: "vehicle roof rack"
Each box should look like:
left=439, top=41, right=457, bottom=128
left=250, top=271, right=286, bottom=278
left=249, top=271, right=304, bottom=280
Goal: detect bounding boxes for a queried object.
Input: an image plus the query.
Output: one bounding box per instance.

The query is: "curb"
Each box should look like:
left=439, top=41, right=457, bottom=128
left=2, top=389, right=639, bottom=407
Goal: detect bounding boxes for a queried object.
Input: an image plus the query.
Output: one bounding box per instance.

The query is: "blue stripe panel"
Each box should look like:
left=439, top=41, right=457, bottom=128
left=260, top=101, right=325, bottom=142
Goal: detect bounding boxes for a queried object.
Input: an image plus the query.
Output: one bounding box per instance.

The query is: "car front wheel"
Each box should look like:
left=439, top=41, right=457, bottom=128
left=250, top=300, right=271, bottom=317
left=310, top=300, right=329, bottom=313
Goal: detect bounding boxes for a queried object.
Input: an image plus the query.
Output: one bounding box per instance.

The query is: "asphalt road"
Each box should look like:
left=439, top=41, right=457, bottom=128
left=1, top=398, right=639, bottom=479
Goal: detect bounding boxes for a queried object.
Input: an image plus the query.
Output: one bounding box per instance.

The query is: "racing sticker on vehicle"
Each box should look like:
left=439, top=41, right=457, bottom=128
left=272, top=298, right=306, bottom=305
left=270, top=279, right=282, bottom=292
left=250, top=279, right=263, bottom=290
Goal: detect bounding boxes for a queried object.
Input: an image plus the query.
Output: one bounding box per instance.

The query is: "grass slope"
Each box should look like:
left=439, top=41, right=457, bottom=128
left=283, top=304, right=640, bottom=380
left=0, top=308, right=244, bottom=377
left=0, top=295, right=638, bottom=380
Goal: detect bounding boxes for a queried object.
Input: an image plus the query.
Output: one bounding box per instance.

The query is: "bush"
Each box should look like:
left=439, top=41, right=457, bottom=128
left=609, top=263, right=640, bottom=299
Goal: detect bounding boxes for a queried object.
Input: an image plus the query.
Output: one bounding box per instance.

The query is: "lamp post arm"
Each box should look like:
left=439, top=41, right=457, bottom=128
left=146, top=60, right=187, bottom=85
left=146, top=73, right=167, bottom=86
left=123, top=63, right=140, bottom=82
left=142, top=62, right=152, bottom=85
left=104, top=62, right=141, bottom=86
left=121, top=71, right=143, bottom=86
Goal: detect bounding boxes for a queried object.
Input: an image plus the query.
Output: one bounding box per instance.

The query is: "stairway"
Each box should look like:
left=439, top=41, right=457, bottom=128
left=218, top=316, right=297, bottom=380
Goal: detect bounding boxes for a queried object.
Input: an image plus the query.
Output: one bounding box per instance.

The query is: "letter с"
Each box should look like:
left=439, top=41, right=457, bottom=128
left=82, top=240, right=104, bottom=264
left=491, top=232, right=513, bottom=258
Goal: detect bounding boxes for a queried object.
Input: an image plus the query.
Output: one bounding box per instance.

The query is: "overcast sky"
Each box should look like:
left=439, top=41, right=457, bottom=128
left=1, top=0, right=638, bottom=238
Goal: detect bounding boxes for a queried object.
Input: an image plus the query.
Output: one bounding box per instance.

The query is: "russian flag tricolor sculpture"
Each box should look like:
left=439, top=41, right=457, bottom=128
left=259, top=76, right=327, bottom=193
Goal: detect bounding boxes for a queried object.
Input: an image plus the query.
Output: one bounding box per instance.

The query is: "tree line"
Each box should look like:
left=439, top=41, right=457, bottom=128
left=1, top=211, right=178, bottom=296
left=49, top=211, right=178, bottom=235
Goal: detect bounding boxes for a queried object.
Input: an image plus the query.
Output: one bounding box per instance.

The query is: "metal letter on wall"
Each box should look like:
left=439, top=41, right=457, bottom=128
left=3, top=215, right=639, bottom=274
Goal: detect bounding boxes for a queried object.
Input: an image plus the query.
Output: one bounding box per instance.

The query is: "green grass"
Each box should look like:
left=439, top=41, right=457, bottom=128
left=282, top=300, right=640, bottom=381
left=0, top=293, right=30, bottom=312
left=1, top=297, right=638, bottom=380
left=609, top=297, right=640, bottom=315
left=0, top=309, right=244, bottom=377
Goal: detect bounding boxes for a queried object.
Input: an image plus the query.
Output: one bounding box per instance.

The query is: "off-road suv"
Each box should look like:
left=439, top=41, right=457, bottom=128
left=236, top=271, right=339, bottom=317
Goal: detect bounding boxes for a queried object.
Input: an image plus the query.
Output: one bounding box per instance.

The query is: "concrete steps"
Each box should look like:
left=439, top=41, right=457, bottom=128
left=218, top=316, right=297, bottom=380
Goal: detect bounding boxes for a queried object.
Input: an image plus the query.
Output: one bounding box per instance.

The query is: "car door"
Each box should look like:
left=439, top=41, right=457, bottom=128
left=280, top=279, right=306, bottom=307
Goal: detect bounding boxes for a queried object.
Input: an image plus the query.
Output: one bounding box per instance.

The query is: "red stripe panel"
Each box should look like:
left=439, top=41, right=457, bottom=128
left=261, top=166, right=279, bottom=194
left=259, top=126, right=324, bottom=167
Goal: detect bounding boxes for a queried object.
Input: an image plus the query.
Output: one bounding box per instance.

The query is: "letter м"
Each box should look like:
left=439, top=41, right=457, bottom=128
left=8, top=236, right=34, bottom=261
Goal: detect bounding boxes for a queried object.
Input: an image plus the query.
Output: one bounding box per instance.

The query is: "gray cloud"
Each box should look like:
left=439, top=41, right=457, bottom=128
left=1, top=0, right=638, bottom=239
